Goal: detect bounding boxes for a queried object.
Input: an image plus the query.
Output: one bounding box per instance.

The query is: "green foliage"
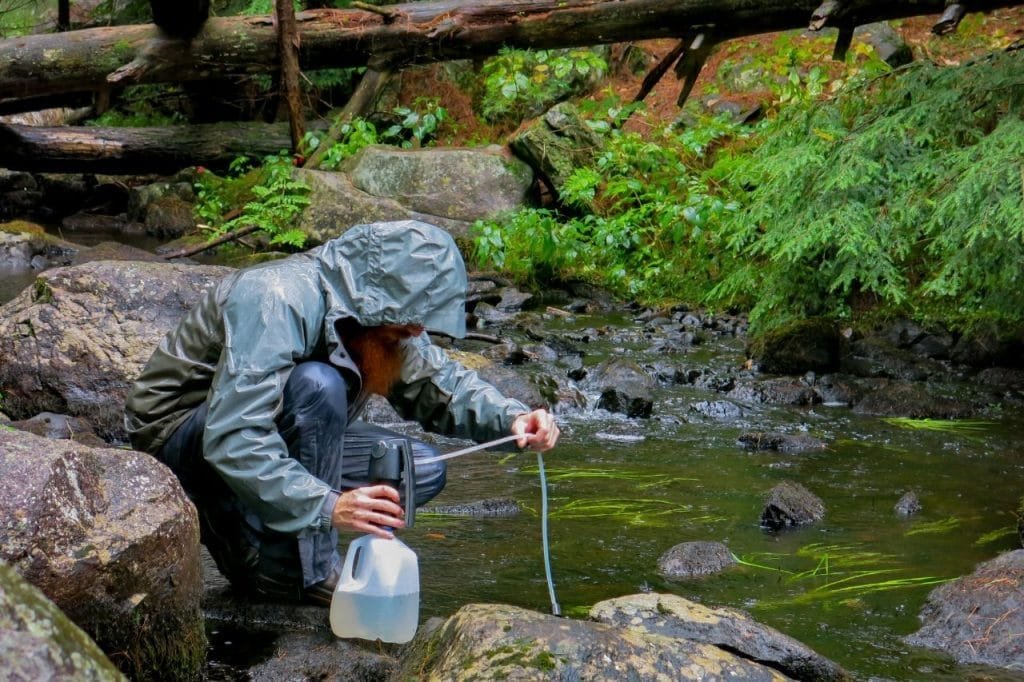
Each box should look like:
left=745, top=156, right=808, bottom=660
left=479, top=47, right=607, bottom=124
left=706, top=48, right=1024, bottom=333
left=194, top=153, right=310, bottom=249
left=304, top=99, right=449, bottom=170
left=473, top=102, right=743, bottom=302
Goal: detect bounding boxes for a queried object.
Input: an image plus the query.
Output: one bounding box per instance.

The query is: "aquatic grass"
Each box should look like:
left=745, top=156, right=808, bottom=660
left=904, top=516, right=961, bottom=536
left=765, top=573, right=952, bottom=608
left=882, top=417, right=995, bottom=438
left=519, top=466, right=698, bottom=490
left=547, top=497, right=722, bottom=527
left=973, top=526, right=1018, bottom=546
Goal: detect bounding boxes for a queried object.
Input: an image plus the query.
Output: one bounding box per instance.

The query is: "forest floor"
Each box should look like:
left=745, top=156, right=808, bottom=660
left=391, top=5, right=1024, bottom=144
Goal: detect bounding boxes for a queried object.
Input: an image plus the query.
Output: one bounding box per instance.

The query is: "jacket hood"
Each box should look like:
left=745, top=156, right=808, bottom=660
left=315, top=220, right=468, bottom=344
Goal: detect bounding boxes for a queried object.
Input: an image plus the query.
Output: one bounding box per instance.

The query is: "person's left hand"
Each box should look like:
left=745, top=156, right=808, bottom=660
left=511, top=409, right=560, bottom=451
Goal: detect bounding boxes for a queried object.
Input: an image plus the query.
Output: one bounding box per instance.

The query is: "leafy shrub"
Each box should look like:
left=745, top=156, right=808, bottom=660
left=707, top=48, right=1024, bottom=333
left=479, top=47, right=607, bottom=124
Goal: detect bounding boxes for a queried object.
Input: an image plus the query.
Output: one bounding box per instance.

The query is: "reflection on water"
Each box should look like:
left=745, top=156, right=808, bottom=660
left=0, top=264, right=37, bottom=304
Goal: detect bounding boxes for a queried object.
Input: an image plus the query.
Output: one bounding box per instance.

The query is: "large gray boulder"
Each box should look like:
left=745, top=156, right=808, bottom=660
left=0, top=260, right=232, bottom=442
left=0, top=560, right=125, bottom=681
left=906, top=550, right=1024, bottom=671
left=396, top=602, right=794, bottom=680
left=295, top=168, right=472, bottom=244
left=0, top=429, right=205, bottom=681
left=591, top=594, right=850, bottom=681
left=345, top=145, right=533, bottom=223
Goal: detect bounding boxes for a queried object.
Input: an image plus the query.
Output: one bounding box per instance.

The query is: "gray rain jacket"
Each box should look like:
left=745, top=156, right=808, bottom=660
left=125, top=220, right=530, bottom=535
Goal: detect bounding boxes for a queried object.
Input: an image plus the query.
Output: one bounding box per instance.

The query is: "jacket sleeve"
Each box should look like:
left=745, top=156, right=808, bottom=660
left=202, top=278, right=330, bottom=535
left=388, top=335, right=531, bottom=443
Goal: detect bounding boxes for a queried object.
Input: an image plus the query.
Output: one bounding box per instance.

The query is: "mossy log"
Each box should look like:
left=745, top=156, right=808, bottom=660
left=1, top=0, right=1020, bottom=103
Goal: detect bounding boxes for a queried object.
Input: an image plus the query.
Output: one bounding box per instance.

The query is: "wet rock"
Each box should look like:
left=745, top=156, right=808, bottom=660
left=0, top=260, right=233, bottom=442
left=749, top=318, right=841, bottom=375
left=397, top=601, right=794, bottom=680
left=0, top=170, right=41, bottom=220
left=126, top=180, right=195, bottom=224
left=738, top=432, right=828, bottom=453
left=728, top=378, right=820, bottom=406
left=0, top=560, right=125, bottom=681
left=974, top=367, right=1024, bottom=392
left=841, top=336, right=947, bottom=381
left=692, top=369, right=738, bottom=392
left=419, top=497, right=521, bottom=518
left=906, top=550, right=1024, bottom=671
left=0, top=430, right=205, bottom=681
left=7, top=411, right=107, bottom=447
left=0, top=220, right=78, bottom=270
left=589, top=358, right=656, bottom=418
left=658, top=541, right=737, bottom=579
left=246, top=630, right=396, bottom=681
left=894, top=491, right=922, bottom=516
left=591, top=593, right=850, bottom=681
left=950, top=324, right=1024, bottom=369
left=761, top=480, right=826, bottom=530
left=61, top=211, right=146, bottom=237
left=1019, top=498, right=1024, bottom=548
left=690, top=400, right=743, bottom=419
left=70, top=240, right=162, bottom=266
left=852, top=380, right=976, bottom=419
left=815, top=374, right=867, bottom=407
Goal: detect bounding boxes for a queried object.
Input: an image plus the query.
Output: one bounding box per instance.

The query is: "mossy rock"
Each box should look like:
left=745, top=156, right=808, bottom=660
left=749, top=317, right=841, bottom=375
left=0, top=220, right=45, bottom=236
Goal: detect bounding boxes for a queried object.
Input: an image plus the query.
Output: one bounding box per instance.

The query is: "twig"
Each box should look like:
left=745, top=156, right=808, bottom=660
left=161, top=223, right=261, bottom=260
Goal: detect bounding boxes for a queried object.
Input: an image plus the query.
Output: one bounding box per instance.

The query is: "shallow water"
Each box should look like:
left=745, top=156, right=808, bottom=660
left=391, top=314, right=1024, bottom=681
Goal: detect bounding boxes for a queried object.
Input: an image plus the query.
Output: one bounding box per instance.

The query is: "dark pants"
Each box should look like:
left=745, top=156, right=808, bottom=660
left=156, top=361, right=447, bottom=600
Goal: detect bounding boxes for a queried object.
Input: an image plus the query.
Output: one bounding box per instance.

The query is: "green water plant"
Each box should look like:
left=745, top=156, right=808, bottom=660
left=903, top=517, right=962, bottom=536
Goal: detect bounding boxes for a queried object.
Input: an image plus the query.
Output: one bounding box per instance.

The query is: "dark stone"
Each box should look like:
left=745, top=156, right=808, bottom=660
left=588, top=358, right=655, bottom=418
left=144, top=195, right=196, bottom=239
left=761, top=480, right=826, bottom=530
left=852, top=381, right=976, bottom=419
left=737, top=432, right=827, bottom=452
left=906, top=550, right=1024, bottom=671
left=7, top=411, right=107, bottom=447
left=749, top=317, right=840, bottom=375
left=657, top=541, right=737, bottom=579
left=728, top=378, right=820, bottom=406
left=842, top=336, right=946, bottom=381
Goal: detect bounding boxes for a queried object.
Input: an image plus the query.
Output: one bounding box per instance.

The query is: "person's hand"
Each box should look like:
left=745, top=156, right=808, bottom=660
left=332, top=485, right=406, bottom=539
left=511, top=409, right=560, bottom=451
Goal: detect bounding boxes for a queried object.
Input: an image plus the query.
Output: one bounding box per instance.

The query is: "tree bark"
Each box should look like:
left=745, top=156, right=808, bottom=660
left=276, top=0, right=306, bottom=152
left=0, top=120, right=326, bottom=174
left=1, top=0, right=1019, bottom=103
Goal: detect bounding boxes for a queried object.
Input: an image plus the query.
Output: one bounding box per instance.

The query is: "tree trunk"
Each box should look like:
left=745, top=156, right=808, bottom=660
left=276, top=0, right=306, bottom=152
left=0, top=120, right=325, bottom=174
left=1, top=0, right=1019, bottom=104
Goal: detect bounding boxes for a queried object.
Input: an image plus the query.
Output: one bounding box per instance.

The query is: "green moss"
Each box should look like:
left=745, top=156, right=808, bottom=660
left=32, top=279, right=54, bottom=304
left=0, top=220, right=45, bottom=235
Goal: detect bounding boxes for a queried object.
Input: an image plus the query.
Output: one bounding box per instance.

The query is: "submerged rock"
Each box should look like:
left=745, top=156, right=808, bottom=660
left=589, top=358, right=656, bottom=418
left=738, top=432, right=828, bottom=453
left=851, top=380, right=977, bottom=419
left=761, top=480, right=826, bottom=530
left=419, top=497, right=522, bottom=518
left=591, top=593, right=850, bottom=681
left=894, top=491, right=922, bottom=516
left=748, top=317, right=840, bottom=375
left=658, top=541, right=737, bottom=579
left=906, top=550, right=1024, bottom=671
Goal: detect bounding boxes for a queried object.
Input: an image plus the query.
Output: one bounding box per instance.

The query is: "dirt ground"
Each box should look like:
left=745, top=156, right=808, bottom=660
left=393, top=5, right=1024, bottom=142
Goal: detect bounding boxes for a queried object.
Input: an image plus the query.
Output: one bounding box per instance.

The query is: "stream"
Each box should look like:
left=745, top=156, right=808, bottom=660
left=2, top=248, right=1022, bottom=681
left=397, top=316, right=1023, bottom=681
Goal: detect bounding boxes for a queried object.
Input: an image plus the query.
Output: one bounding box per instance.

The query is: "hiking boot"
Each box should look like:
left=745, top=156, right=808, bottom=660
left=302, top=565, right=341, bottom=607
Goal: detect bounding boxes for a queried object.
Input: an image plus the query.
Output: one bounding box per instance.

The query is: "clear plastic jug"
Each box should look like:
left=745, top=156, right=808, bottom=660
left=330, top=534, right=420, bottom=643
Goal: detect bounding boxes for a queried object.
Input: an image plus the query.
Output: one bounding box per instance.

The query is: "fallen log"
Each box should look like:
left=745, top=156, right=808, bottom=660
left=1, top=0, right=1020, bottom=104
left=0, top=120, right=324, bottom=174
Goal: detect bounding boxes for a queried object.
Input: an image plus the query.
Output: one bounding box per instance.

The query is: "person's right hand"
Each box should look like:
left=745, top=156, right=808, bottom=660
left=332, top=485, right=406, bottom=539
